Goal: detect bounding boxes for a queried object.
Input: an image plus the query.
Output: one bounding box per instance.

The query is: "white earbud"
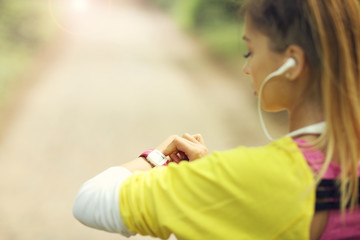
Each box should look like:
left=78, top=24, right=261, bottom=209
left=274, top=58, right=296, bottom=75
left=262, top=58, right=296, bottom=85
left=258, top=58, right=296, bottom=141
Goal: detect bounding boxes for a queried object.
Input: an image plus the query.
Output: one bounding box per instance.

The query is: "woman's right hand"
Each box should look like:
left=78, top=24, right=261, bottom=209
left=162, top=133, right=208, bottom=163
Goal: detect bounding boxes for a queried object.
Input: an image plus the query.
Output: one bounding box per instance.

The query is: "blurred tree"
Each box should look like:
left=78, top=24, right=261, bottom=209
left=155, top=0, right=241, bottom=30
left=0, top=0, right=55, bottom=108
left=153, top=0, right=245, bottom=63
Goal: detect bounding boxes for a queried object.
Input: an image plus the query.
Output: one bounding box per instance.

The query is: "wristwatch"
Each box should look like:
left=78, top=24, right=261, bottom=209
left=139, top=149, right=169, bottom=167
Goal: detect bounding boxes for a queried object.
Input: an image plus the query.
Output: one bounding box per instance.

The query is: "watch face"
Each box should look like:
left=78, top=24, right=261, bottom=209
left=147, top=150, right=168, bottom=166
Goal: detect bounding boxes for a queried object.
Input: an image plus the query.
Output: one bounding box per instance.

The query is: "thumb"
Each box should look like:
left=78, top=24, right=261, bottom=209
left=163, top=142, right=177, bottom=156
left=163, top=137, right=194, bottom=157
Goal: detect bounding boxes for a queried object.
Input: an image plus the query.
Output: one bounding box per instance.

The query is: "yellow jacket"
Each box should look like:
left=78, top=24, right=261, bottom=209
left=120, top=137, right=315, bottom=239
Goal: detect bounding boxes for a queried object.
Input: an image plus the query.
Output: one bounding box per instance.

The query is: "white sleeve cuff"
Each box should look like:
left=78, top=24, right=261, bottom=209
left=73, top=166, right=134, bottom=237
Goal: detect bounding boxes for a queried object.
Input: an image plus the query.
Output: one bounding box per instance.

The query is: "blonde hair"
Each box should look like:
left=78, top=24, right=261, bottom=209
left=308, top=0, right=360, bottom=211
left=243, top=0, right=360, bottom=212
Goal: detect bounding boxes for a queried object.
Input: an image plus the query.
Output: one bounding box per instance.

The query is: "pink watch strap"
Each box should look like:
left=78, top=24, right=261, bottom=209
left=139, top=149, right=154, bottom=158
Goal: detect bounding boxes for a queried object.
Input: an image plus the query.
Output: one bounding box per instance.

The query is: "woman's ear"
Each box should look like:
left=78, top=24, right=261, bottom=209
left=284, top=45, right=306, bottom=80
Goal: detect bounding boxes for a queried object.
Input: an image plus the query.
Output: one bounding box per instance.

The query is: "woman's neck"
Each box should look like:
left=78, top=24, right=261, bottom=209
left=288, top=99, right=324, bottom=134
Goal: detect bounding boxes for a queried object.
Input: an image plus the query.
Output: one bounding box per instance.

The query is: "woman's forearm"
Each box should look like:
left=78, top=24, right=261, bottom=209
left=121, top=157, right=153, bottom=172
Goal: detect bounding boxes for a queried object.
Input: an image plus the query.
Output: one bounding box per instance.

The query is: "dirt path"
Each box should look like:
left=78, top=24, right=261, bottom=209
left=0, top=1, right=286, bottom=239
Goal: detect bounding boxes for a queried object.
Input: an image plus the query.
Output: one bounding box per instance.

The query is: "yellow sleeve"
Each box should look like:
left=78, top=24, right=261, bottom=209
left=119, top=137, right=315, bottom=240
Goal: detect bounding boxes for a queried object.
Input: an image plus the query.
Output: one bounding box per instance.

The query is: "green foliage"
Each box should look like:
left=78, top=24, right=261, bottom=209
left=199, top=21, right=245, bottom=61
left=0, top=0, right=55, bottom=107
left=157, top=0, right=242, bottom=30
left=153, top=0, right=246, bottom=63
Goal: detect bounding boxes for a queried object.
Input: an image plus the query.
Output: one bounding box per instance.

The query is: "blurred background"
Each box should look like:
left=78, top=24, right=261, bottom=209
left=0, top=0, right=287, bottom=239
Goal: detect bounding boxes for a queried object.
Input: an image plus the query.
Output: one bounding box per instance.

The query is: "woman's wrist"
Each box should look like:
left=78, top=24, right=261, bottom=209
left=121, top=157, right=153, bottom=172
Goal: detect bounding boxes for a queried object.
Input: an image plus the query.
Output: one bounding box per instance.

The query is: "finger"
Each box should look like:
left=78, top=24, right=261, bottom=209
left=182, top=133, right=198, bottom=144
left=163, top=136, right=197, bottom=159
left=193, top=134, right=205, bottom=145
left=170, top=152, right=181, bottom=163
left=172, top=152, right=189, bottom=162
left=177, top=151, right=188, bottom=161
left=163, top=138, right=181, bottom=156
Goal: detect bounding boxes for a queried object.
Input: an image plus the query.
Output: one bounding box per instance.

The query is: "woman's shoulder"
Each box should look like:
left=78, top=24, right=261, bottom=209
left=213, top=136, right=307, bottom=168
left=200, top=136, right=314, bottom=187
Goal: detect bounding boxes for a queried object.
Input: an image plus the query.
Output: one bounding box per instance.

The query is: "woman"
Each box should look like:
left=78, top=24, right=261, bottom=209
left=73, top=0, right=360, bottom=239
